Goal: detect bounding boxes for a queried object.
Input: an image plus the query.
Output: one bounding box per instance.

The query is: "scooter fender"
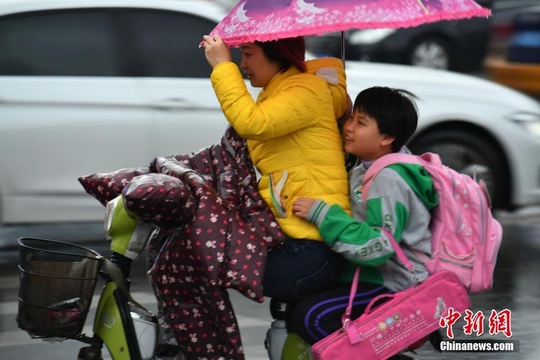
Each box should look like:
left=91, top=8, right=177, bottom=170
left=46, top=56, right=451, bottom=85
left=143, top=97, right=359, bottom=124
left=94, top=282, right=133, bottom=360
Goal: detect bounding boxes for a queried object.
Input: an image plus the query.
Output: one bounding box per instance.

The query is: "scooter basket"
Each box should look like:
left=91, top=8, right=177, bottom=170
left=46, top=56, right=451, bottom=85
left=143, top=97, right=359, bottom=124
left=17, top=237, right=104, bottom=339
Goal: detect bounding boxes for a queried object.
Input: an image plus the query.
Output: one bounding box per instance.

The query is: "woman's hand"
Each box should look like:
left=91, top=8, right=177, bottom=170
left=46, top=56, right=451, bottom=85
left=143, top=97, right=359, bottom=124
left=202, top=34, right=232, bottom=68
left=293, top=197, right=316, bottom=219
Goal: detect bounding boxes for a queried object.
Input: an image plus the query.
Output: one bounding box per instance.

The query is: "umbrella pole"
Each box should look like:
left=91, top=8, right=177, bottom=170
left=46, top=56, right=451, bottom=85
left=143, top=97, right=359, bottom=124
left=340, top=31, right=346, bottom=69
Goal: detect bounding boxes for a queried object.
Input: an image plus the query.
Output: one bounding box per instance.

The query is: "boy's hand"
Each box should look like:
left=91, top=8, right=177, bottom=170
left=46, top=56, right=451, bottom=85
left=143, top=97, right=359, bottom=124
left=202, top=34, right=232, bottom=68
left=293, top=197, right=316, bottom=219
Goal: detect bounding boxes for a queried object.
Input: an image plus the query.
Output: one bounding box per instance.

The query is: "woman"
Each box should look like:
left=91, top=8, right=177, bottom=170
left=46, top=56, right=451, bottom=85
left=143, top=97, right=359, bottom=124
left=202, top=34, right=350, bottom=298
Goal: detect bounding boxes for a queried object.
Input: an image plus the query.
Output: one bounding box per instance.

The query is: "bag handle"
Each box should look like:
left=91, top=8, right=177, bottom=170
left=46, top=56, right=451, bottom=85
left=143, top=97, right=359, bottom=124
left=341, top=229, right=416, bottom=329
left=363, top=293, right=396, bottom=314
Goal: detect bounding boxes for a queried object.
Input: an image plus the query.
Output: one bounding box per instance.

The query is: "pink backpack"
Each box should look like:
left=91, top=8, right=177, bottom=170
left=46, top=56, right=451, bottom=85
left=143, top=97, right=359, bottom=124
left=362, top=152, right=503, bottom=293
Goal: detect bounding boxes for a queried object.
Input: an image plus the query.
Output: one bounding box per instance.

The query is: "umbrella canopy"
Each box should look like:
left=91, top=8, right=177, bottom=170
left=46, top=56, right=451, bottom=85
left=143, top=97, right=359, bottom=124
left=209, top=0, right=491, bottom=48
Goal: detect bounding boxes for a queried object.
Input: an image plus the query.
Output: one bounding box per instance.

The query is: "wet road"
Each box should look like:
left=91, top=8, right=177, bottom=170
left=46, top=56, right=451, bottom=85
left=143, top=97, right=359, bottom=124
left=1, top=208, right=539, bottom=359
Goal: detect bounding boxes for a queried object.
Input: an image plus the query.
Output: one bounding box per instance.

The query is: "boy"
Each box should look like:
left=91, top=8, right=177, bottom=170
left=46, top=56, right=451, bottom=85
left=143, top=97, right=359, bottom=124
left=289, top=86, right=439, bottom=345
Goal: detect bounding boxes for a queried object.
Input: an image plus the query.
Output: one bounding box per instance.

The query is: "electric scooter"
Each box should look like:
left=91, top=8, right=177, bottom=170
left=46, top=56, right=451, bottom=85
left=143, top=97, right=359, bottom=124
left=17, top=196, right=159, bottom=360
left=17, top=237, right=160, bottom=360
left=17, top=191, right=317, bottom=360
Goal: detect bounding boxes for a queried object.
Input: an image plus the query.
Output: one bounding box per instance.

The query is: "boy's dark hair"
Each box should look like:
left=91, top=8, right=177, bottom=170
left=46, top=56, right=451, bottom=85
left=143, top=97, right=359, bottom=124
left=353, top=86, right=418, bottom=152
left=255, top=37, right=307, bottom=73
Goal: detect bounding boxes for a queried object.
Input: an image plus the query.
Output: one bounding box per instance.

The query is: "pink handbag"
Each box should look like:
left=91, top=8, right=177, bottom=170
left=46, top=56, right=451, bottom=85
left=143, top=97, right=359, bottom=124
left=311, top=233, right=471, bottom=360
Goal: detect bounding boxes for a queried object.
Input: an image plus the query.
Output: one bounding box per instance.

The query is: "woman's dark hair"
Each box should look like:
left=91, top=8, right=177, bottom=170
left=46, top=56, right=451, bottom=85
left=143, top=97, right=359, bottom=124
left=255, top=37, right=306, bottom=72
left=353, top=86, right=419, bottom=152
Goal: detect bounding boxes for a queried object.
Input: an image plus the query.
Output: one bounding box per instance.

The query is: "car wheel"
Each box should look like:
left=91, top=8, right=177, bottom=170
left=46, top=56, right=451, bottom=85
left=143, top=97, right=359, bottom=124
left=408, top=130, right=509, bottom=209
left=407, top=35, right=452, bottom=70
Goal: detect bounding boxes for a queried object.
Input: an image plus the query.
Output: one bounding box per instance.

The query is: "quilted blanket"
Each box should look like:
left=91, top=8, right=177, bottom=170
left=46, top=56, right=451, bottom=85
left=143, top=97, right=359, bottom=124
left=79, top=126, right=285, bottom=359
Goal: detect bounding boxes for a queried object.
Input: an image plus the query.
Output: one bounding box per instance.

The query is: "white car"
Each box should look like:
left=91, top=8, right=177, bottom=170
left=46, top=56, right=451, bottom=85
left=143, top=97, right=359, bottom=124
left=1, top=0, right=540, bottom=230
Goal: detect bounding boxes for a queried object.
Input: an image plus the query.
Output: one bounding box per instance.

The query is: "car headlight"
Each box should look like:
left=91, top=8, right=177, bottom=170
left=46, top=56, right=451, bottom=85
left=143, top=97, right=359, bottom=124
left=509, top=112, right=540, bottom=137
left=348, top=29, right=396, bottom=45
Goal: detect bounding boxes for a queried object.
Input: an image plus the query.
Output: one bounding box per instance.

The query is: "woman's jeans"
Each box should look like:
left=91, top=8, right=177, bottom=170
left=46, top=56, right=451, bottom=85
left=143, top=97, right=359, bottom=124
left=262, top=238, right=346, bottom=299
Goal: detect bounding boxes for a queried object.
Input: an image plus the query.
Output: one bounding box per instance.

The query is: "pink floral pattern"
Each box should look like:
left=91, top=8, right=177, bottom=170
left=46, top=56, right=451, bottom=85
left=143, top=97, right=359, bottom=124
left=209, top=0, right=491, bottom=47
left=78, top=167, right=149, bottom=206
left=79, top=127, right=285, bottom=359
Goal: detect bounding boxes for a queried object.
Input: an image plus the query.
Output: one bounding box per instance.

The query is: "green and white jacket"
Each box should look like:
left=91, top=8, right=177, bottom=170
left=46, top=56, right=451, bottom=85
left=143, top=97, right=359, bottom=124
left=306, top=157, right=438, bottom=292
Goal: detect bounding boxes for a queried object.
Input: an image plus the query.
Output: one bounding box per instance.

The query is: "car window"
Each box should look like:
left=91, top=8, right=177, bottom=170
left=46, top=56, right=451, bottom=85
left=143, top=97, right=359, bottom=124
left=0, top=10, right=120, bottom=76
left=120, top=9, right=221, bottom=78
left=0, top=7, right=242, bottom=78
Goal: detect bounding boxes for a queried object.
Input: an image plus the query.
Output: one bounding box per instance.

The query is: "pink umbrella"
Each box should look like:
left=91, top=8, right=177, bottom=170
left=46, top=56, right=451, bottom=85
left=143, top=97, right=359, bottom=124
left=209, top=0, right=491, bottom=54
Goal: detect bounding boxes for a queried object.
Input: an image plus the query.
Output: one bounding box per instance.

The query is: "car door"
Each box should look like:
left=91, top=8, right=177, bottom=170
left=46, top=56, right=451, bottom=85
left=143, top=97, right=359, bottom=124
left=120, top=9, right=260, bottom=158
left=0, top=8, right=149, bottom=223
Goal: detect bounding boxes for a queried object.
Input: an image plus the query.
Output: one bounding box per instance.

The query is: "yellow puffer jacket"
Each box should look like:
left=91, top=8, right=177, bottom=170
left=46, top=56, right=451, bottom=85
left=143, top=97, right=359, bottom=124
left=210, top=57, right=350, bottom=240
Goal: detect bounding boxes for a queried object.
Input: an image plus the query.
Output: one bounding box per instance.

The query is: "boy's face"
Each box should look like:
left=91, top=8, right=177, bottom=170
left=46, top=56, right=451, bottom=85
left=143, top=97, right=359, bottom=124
left=343, top=109, right=394, bottom=161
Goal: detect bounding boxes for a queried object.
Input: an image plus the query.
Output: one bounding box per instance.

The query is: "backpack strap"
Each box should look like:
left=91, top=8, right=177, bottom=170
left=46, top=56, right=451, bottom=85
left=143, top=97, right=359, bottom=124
left=362, top=152, right=442, bottom=204
left=363, top=152, right=445, bottom=273
left=362, top=153, right=420, bottom=204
